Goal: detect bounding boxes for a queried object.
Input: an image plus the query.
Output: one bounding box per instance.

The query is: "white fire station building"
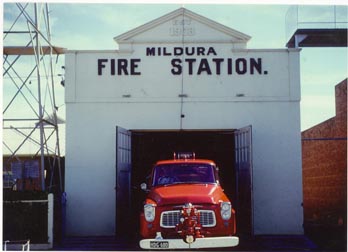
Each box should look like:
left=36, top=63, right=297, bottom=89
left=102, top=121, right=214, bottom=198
left=65, top=8, right=303, bottom=236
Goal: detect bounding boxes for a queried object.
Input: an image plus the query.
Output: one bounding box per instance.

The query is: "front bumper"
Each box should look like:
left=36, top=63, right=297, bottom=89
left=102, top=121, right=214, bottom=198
left=139, top=236, right=239, bottom=250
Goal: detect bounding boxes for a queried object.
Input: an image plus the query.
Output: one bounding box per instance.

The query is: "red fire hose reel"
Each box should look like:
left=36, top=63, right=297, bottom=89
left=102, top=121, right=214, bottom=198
left=175, top=203, right=204, bottom=244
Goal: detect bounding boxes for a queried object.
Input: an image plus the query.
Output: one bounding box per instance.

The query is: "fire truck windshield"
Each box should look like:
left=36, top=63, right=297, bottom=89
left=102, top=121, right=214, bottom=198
left=152, top=163, right=216, bottom=186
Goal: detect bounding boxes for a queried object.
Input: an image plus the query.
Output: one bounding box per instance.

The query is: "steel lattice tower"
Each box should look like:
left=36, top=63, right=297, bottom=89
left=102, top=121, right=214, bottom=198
left=3, top=3, right=65, bottom=192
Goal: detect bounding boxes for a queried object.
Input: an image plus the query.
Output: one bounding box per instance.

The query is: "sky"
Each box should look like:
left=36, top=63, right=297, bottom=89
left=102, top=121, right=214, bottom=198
left=2, top=2, right=348, bottom=155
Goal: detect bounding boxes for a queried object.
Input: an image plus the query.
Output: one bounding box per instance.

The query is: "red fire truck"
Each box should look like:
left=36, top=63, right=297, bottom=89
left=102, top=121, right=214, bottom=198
left=139, top=153, right=239, bottom=249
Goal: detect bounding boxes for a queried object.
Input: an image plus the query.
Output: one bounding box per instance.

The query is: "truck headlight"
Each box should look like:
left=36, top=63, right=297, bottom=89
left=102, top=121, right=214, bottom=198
left=144, top=204, right=156, bottom=222
left=220, top=202, right=232, bottom=220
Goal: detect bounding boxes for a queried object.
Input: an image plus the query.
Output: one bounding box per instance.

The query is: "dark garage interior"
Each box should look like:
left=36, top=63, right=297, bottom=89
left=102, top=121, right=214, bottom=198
left=117, top=130, right=252, bottom=237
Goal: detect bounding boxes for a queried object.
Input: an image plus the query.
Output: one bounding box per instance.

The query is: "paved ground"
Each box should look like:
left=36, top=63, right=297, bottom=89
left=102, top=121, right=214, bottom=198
left=53, top=235, right=346, bottom=251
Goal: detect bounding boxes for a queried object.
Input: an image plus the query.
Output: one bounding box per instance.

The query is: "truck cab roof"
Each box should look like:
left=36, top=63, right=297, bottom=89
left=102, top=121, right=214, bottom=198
left=155, top=159, right=216, bottom=166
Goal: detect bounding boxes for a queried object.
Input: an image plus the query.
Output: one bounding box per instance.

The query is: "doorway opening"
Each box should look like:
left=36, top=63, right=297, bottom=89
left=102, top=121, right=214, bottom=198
left=115, top=128, right=253, bottom=237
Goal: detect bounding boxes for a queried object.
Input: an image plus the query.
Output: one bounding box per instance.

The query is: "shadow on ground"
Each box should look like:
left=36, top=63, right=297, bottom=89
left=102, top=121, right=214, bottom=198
left=53, top=232, right=346, bottom=251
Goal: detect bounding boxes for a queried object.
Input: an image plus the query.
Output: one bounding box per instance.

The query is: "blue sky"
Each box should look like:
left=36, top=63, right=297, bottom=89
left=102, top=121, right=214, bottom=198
left=48, top=4, right=290, bottom=50
left=2, top=3, right=348, bottom=154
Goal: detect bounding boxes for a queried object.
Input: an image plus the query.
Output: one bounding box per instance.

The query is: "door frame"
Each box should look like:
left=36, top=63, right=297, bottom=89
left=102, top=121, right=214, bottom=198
left=115, top=126, right=132, bottom=236
left=234, top=125, right=254, bottom=236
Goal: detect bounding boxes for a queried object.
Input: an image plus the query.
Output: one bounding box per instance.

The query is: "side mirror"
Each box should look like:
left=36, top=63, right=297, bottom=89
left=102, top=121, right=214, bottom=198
left=140, top=183, right=148, bottom=191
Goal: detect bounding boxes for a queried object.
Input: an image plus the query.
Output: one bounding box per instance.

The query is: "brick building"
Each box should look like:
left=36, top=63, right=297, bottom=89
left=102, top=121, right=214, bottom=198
left=302, top=78, right=347, bottom=224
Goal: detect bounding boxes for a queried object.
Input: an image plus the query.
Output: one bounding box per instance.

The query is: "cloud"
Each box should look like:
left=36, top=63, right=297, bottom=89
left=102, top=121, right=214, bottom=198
left=47, top=4, right=292, bottom=50
left=297, top=5, right=347, bottom=25
left=189, top=4, right=290, bottom=48
left=49, top=3, right=182, bottom=50
left=2, top=3, right=347, bottom=154
left=53, top=32, right=102, bottom=50
left=96, top=4, right=175, bottom=30
left=3, top=124, right=65, bottom=156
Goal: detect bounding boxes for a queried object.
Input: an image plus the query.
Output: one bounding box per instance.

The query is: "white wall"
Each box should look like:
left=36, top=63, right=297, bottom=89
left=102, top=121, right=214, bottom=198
left=66, top=47, right=300, bottom=104
left=65, top=100, right=302, bottom=235
left=65, top=40, right=303, bottom=235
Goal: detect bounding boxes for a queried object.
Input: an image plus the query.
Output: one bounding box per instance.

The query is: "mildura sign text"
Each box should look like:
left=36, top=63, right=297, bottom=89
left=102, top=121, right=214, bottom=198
left=97, top=46, right=268, bottom=76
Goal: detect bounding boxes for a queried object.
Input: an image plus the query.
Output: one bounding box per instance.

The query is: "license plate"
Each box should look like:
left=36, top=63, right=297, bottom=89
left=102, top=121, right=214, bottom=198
left=150, top=241, right=169, bottom=249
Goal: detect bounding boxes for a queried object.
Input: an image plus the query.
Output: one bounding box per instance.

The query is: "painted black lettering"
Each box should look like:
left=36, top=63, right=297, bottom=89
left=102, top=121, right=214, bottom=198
left=236, top=58, right=247, bottom=74
left=118, top=59, right=128, bottom=75
left=185, top=58, right=196, bottom=75
left=185, top=47, right=195, bottom=56
left=227, top=58, right=233, bottom=75
left=207, top=47, right=217, bottom=56
left=171, top=59, right=182, bottom=75
left=197, top=47, right=205, bottom=56
left=110, top=59, right=115, bottom=75
left=146, top=47, right=156, bottom=56
left=197, top=58, right=212, bottom=75
left=212, top=58, right=224, bottom=75
left=174, top=47, right=183, bottom=56
left=98, top=59, right=108, bottom=75
left=250, top=58, right=262, bottom=74
left=130, top=59, right=141, bottom=75
left=163, top=47, right=171, bottom=56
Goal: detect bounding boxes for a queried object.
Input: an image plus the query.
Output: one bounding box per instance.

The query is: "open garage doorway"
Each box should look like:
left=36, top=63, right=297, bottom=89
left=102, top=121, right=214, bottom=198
left=115, top=127, right=253, bottom=237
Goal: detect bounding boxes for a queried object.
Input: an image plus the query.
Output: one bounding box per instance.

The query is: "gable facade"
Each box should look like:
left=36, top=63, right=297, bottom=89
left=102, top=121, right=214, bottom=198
left=65, top=8, right=303, bottom=236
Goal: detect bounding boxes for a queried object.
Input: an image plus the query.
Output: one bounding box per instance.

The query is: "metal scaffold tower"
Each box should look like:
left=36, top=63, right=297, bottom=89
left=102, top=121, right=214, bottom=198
left=3, top=3, right=65, bottom=192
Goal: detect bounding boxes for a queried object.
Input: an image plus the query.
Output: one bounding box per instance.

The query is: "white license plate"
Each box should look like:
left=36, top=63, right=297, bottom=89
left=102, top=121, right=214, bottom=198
left=150, top=241, right=169, bottom=249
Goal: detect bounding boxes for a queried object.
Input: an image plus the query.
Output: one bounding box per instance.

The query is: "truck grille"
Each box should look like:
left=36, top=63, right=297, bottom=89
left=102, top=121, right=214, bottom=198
left=160, top=210, right=216, bottom=228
